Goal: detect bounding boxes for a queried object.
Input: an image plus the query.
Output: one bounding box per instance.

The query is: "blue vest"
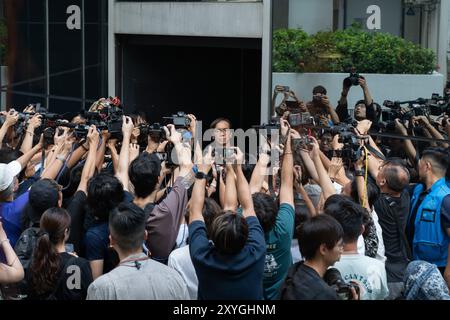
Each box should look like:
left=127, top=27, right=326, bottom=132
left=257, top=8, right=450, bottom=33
left=410, top=178, right=450, bottom=267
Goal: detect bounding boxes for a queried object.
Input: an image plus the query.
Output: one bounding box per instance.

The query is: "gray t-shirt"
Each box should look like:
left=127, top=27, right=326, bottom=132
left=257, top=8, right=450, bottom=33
left=87, top=253, right=189, bottom=300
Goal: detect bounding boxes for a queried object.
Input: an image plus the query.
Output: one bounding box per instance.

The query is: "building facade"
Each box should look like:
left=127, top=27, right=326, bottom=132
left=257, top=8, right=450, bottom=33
left=1, top=0, right=449, bottom=126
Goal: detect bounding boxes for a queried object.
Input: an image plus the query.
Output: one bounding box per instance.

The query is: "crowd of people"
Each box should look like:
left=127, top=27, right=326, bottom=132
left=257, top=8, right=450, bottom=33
left=0, top=76, right=450, bottom=301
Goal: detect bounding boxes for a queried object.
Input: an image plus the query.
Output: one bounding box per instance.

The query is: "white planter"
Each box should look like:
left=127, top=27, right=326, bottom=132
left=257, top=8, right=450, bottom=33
left=272, top=72, right=445, bottom=110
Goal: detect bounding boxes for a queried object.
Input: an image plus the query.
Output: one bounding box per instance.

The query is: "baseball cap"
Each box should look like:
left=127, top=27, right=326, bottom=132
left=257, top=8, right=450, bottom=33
left=0, top=161, right=22, bottom=192
left=29, top=179, right=61, bottom=215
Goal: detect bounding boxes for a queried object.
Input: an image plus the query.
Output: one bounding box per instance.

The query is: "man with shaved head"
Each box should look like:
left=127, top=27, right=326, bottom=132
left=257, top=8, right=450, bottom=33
left=374, top=159, right=411, bottom=299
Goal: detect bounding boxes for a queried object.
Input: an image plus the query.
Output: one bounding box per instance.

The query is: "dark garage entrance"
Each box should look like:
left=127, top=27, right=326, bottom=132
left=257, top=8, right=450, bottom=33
left=117, top=35, right=262, bottom=130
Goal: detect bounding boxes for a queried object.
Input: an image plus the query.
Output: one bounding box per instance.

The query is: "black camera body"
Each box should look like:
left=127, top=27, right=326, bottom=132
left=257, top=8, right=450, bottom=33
left=140, top=122, right=167, bottom=142
left=344, top=72, right=362, bottom=87
left=326, top=123, right=364, bottom=162
left=324, top=268, right=360, bottom=300
left=164, top=111, right=191, bottom=129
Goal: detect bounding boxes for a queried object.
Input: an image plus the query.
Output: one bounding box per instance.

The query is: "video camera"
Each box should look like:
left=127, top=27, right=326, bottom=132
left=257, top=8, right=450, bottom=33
left=163, top=111, right=191, bottom=129
left=381, top=98, right=430, bottom=127
left=324, top=268, right=360, bottom=300
left=326, top=123, right=364, bottom=162
left=428, top=93, right=450, bottom=116
left=253, top=119, right=281, bottom=139
left=138, top=122, right=167, bottom=142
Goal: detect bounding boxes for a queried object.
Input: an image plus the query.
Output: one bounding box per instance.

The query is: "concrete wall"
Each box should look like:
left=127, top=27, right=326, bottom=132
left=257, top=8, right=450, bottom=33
left=272, top=72, right=444, bottom=111
left=114, top=1, right=263, bottom=38
left=288, top=0, right=333, bottom=34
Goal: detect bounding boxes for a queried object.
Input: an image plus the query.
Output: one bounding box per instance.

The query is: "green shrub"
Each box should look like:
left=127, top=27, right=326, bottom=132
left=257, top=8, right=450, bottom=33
left=272, top=26, right=436, bottom=74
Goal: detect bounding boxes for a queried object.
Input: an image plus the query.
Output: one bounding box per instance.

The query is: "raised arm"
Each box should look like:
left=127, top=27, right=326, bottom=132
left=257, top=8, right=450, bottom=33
left=359, top=77, right=373, bottom=106
left=0, top=110, right=19, bottom=146
left=395, top=119, right=417, bottom=165
left=223, top=164, right=238, bottom=211
left=116, top=116, right=134, bottom=191
left=279, top=123, right=294, bottom=207
left=0, top=221, right=24, bottom=284
left=19, top=114, right=42, bottom=154
left=16, top=134, right=44, bottom=171
left=77, top=126, right=100, bottom=193
left=294, top=165, right=317, bottom=217
left=233, top=148, right=256, bottom=217
left=41, top=138, right=74, bottom=180
left=189, top=148, right=213, bottom=224
left=414, top=116, right=449, bottom=148
left=310, top=136, right=336, bottom=200
left=249, top=141, right=271, bottom=194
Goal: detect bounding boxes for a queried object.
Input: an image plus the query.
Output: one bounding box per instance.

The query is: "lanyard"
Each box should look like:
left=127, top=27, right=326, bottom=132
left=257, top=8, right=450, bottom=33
left=118, top=256, right=149, bottom=270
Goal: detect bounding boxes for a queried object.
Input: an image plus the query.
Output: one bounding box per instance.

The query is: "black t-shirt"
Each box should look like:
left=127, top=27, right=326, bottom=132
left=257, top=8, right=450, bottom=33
left=280, top=262, right=338, bottom=300
left=66, top=190, right=87, bottom=255
left=374, top=190, right=411, bottom=282
left=27, top=252, right=93, bottom=300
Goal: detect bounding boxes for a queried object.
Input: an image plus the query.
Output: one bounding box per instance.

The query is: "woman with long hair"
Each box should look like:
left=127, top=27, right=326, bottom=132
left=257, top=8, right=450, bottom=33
left=27, top=208, right=92, bottom=300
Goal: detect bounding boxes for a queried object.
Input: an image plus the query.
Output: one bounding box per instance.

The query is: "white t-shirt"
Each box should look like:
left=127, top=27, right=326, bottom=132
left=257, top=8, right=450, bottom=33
left=175, top=223, right=189, bottom=249
left=290, top=239, right=303, bottom=264
left=371, top=209, right=386, bottom=263
left=333, top=253, right=389, bottom=300
left=168, top=245, right=198, bottom=300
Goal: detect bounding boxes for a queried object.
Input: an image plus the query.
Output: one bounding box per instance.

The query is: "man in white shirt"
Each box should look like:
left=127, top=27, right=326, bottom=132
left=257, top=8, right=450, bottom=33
left=87, top=203, right=189, bottom=300
left=325, top=195, right=389, bottom=300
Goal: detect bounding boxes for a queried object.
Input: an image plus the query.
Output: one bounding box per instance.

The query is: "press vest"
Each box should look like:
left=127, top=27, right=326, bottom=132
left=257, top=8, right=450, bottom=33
left=410, top=178, right=450, bottom=267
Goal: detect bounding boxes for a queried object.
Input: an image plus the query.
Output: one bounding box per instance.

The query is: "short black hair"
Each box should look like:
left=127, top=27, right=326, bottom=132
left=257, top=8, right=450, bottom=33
left=209, top=212, right=249, bottom=254
left=324, top=195, right=365, bottom=243
left=87, top=173, right=124, bottom=222
left=29, top=179, right=60, bottom=218
left=382, top=160, right=410, bottom=192
left=312, top=85, right=327, bottom=95
left=0, top=148, right=23, bottom=164
left=422, top=147, right=450, bottom=176
left=252, top=192, right=278, bottom=233
left=129, top=153, right=161, bottom=198
left=210, top=118, right=232, bottom=129
left=297, top=214, right=343, bottom=260
left=109, top=202, right=146, bottom=252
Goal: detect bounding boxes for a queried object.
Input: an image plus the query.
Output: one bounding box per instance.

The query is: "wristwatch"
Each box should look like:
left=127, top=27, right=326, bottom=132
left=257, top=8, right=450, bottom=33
left=354, top=169, right=365, bottom=177
left=195, top=172, right=208, bottom=180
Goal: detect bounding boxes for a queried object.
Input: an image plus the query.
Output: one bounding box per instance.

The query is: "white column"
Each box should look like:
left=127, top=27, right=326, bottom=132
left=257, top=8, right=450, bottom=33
left=260, top=0, right=272, bottom=124
left=108, top=0, right=115, bottom=97
left=438, top=0, right=449, bottom=84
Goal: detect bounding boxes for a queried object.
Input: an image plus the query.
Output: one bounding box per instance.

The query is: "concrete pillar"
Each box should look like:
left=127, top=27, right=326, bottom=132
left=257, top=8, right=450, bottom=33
left=261, top=0, right=272, bottom=124
left=438, top=0, right=448, bottom=84
left=108, top=0, right=115, bottom=97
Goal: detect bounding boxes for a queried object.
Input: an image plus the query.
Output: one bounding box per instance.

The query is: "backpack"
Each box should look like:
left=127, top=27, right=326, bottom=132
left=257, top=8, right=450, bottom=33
left=14, top=227, right=40, bottom=271
left=0, top=227, right=40, bottom=300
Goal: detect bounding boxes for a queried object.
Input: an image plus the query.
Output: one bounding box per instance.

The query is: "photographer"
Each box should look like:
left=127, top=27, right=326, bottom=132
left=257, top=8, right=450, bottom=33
left=250, top=119, right=295, bottom=300
left=324, top=195, right=389, bottom=300
left=0, top=109, right=19, bottom=149
left=189, top=147, right=266, bottom=300
left=129, top=123, right=192, bottom=264
left=280, top=214, right=349, bottom=300
left=336, top=75, right=380, bottom=124
left=306, top=85, right=340, bottom=126
left=371, top=159, right=412, bottom=299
